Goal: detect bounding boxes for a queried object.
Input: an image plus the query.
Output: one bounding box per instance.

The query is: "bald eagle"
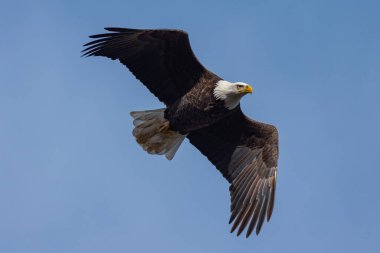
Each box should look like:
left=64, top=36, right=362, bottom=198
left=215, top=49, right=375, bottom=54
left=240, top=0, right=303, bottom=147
left=82, top=28, right=279, bottom=237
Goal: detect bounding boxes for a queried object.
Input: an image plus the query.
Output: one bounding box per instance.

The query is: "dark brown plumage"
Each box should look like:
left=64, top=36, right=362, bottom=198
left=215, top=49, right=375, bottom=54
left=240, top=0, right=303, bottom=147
left=82, top=27, right=209, bottom=105
left=188, top=110, right=278, bottom=237
left=83, top=27, right=279, bottom=237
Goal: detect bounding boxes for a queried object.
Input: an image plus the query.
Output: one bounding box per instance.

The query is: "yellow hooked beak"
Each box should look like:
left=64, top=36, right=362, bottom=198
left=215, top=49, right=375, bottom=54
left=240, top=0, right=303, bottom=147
left=245, top=85, right=253, bottom=94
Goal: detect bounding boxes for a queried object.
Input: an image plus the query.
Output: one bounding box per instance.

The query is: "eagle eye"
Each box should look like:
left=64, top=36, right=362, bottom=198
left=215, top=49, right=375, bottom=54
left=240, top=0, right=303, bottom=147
left=236, top=84, right=244, bottom=89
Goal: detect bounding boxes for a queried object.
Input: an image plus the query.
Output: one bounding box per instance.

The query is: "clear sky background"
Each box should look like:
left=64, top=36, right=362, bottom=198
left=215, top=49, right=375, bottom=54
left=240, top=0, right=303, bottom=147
left=1, top=0, right=379, bottom=252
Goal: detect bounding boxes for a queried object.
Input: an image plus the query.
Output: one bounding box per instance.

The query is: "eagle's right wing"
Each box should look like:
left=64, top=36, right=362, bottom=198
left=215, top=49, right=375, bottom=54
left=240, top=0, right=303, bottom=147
left=82, top=28, right=216, bottom=105
left=188, top=109, right=279, bottom=237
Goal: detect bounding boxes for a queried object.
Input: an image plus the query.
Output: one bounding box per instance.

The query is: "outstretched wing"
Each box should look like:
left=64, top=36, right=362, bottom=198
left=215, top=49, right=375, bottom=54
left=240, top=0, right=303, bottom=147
left=82, top=28, right=215, bottom=105
left=188, top=109, right=279, bottom=237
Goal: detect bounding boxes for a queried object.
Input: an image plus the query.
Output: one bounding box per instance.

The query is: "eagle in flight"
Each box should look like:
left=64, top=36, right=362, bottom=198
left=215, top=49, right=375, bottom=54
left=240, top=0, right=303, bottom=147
left=82, top=27, right=279, bottom=237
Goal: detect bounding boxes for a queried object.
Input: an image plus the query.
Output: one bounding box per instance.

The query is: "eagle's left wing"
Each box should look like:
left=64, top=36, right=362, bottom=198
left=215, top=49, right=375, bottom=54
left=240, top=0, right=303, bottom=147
left=187, top=109, right=279, bottom=237
left=82, top=28, right=217, bottom=105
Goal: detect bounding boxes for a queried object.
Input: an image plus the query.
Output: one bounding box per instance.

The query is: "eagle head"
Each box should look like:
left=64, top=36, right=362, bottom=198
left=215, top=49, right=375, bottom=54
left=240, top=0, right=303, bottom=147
left=213, top=80, right=253, bottom=110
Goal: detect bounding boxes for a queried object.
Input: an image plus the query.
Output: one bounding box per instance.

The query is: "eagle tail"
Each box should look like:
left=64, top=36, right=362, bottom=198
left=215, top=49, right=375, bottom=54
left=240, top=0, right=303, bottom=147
left=130, top=108, right=186, bottom=160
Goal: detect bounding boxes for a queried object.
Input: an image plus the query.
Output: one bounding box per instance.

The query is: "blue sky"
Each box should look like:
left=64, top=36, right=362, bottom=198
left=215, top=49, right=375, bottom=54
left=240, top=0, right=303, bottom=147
left=1, top=0, right=379, bottom=252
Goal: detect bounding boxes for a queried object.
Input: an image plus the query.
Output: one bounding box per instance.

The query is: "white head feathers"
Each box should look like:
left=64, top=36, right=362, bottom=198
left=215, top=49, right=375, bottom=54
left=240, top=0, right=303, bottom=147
left=213, top=80, right=252, bottom=110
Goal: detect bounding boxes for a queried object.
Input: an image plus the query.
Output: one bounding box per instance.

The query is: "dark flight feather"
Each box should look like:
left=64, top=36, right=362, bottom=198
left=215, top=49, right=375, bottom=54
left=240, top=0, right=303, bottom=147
left=83, top=28, right=211, bottom=105
left=188, top=109, right=278, bottom=237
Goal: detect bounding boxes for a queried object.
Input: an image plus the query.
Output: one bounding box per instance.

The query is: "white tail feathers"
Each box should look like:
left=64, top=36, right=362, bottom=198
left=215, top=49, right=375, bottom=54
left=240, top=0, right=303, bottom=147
left=130, top=108, right=186, bottom=160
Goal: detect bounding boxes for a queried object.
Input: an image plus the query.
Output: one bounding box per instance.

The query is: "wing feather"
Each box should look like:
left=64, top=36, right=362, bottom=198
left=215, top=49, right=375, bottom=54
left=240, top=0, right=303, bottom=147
left=83, top=27, right=216, bottom=105
left=188, top=109, right=279, bottom=237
